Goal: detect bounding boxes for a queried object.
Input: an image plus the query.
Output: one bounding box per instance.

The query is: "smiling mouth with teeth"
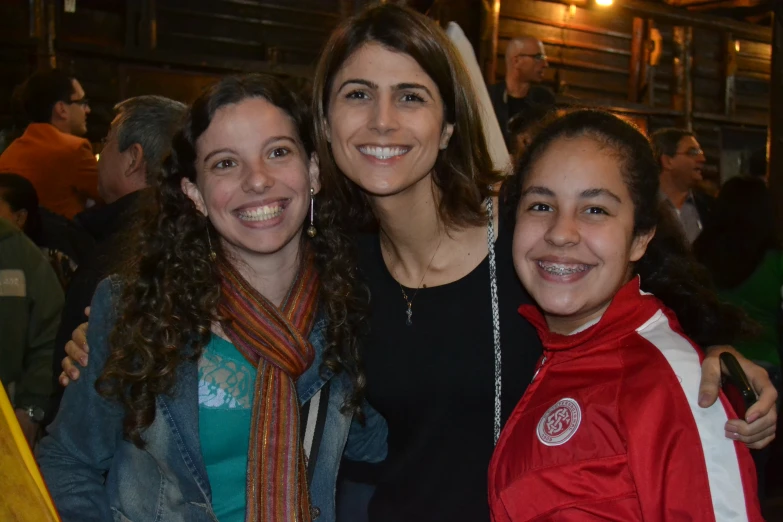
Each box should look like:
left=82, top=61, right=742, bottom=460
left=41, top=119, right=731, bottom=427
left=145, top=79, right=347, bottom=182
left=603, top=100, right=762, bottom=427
left=236, top=204, right=284, bottom=222
left=359, top=145, right=410, bottom=160
left=537, top=261, right=591, bottom=276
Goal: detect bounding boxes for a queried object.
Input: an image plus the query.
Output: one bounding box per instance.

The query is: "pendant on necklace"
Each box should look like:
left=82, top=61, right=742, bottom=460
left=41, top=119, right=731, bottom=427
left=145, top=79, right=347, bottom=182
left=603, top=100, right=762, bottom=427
left=405, top=305, right=413, bottom=326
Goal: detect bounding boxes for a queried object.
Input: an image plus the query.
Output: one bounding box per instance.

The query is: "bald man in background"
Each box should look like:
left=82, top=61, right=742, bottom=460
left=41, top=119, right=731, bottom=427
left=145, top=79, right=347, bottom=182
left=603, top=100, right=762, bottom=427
left=489, top=36, right=555, bottom=147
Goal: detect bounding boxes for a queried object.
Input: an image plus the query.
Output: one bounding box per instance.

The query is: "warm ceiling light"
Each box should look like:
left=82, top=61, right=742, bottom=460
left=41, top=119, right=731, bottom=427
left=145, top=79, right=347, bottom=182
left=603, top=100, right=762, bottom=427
left=596, top=0, right=613, bottom=5
left=734, top=40, right=741, bottom=52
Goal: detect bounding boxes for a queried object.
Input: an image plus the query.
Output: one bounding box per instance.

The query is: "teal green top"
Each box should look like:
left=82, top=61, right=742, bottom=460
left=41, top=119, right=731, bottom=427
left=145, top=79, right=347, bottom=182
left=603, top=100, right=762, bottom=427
left=198, top=334, right=256, bottom=522
left=719, top=250, right=783, bottom=366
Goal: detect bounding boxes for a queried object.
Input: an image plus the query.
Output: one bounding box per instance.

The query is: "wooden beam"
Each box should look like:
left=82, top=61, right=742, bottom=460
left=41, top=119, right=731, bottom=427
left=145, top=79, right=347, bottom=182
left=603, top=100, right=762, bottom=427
left=484, top=0, right=500, bottom=84
left=620, top=0, right=771, bottom=42
left=56, top=40, right=315, bottom=79
left=672, top=27, right=687, bottom=121
left=666, top=0, right=770, bottom=7
left=628, top=17, right=644, bottom=103
left=643, top=19, right=659, bottom=107
left=723, top=32, right=737, bottom=116
left=769, top=4, right=783, bottom=232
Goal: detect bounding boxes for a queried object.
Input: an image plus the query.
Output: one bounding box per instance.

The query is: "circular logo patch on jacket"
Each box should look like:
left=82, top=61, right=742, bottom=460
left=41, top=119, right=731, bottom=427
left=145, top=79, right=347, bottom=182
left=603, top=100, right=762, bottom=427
left=537, top=398, right=581, bottom=446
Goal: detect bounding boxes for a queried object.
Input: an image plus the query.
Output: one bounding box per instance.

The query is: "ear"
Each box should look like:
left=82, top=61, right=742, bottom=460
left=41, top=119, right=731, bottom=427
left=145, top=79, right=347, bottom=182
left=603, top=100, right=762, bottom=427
left=629, top=227, right=656, bottom=263
left=439, top=123, right=455, bottom=150
left=13, top=208, right=28, bottom=230
left=323, top=119, right=332, bottom=144
left=52, top=100, right=69, bottom=122
left=660, top=154, right=674, bottom=171
left=125, top=143, right=147, bottom=178
left=308, top=153, right=321, bottom=195
left=181, top=177, right=208, bottom=216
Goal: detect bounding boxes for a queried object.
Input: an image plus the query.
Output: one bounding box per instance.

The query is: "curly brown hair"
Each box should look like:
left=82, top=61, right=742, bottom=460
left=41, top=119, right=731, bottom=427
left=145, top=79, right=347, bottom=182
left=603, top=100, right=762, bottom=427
left=96, top=74, right=369, bottom=447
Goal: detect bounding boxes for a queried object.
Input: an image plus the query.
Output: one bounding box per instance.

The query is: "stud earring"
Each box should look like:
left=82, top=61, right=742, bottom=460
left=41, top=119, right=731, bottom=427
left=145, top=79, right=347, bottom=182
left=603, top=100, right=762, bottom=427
left=306, top=187, right=317, bottom=238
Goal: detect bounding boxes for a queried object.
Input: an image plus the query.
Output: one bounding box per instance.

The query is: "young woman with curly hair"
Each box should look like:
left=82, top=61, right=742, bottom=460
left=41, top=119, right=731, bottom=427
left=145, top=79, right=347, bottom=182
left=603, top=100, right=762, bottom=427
left=38, top=74, right=385, bottom=522
left=489, top=109, right=762, bottom=521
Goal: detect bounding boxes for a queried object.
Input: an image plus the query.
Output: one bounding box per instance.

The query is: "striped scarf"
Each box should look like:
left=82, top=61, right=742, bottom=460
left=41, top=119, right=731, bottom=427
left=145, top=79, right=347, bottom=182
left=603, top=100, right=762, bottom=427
left=217, top=249, right=319, bottom=522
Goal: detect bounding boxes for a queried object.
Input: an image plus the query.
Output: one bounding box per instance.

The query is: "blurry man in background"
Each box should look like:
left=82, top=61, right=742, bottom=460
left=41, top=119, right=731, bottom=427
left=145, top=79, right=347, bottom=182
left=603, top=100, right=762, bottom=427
left=489, top=36, right=555, bottom=147
left=0, top=69, right=100, bottom=219
left=652, top=128, right=713, bottom=244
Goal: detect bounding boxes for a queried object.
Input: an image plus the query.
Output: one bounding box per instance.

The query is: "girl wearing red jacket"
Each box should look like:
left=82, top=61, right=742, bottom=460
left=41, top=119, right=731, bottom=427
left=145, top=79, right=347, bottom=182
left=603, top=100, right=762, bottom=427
left=490, top=109, right=764, bottom=522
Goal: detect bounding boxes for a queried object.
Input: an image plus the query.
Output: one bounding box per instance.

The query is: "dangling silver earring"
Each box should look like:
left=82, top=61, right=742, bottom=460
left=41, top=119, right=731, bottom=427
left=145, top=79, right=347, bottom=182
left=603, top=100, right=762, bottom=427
left=306, top=187, right=317, bottom=238
left=207, top=227, right=217, bottom=261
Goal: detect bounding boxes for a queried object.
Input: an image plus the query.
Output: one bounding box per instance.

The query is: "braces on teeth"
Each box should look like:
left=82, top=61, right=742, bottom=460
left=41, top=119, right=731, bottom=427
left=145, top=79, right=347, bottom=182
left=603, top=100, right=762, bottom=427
left=540, top=264, right=587, bottom=276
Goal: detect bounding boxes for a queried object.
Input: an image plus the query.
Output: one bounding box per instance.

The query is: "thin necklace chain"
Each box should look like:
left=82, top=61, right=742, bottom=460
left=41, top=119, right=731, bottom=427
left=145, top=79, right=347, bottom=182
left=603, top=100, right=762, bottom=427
left=380, top=198, right=501, bottom=444
left=383, top=232, right=443, bottom=326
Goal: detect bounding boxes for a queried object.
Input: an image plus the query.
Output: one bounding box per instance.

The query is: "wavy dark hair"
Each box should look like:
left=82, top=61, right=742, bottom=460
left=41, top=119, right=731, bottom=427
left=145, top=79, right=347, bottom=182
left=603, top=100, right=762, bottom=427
left=96, top=74, right=368, bottom=447
left=694, top=176, right=781, bottom=289
left=501, top=109, right=754, bottom=347
left=312, top=2, right=504, bottom=234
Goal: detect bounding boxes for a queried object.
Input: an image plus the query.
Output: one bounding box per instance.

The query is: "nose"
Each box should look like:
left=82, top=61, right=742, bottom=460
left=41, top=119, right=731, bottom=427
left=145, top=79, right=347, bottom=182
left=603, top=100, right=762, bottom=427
left=369, top=95, right=399, bottom=134
left=544, top=211, right=579, bottom=247
left=241, top=163, right=273, bottom=192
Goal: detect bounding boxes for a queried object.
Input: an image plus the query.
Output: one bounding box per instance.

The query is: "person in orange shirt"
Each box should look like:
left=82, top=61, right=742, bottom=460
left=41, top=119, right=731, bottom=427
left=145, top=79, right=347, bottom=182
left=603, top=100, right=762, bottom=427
left=0, top=69, right=101, bottom=219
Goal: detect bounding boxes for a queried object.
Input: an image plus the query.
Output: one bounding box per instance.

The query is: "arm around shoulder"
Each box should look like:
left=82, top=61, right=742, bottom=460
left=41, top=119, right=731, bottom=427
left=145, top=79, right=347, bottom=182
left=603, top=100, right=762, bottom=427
left=37, top=277, right=125, bottom=522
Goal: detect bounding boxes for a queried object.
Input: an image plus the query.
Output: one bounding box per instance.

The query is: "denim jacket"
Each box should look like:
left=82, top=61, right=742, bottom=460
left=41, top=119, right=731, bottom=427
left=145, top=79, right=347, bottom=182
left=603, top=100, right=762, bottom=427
left=38, top=277, right=387, bottom=522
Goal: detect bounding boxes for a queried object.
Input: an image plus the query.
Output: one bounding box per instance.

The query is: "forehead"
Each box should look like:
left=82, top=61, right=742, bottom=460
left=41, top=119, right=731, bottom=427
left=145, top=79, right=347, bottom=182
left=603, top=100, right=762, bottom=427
left=197, top=97, right=298, bottom=151
left=334, top=42, right=438, bottom=89
left=677, top=135, right=700, bottom=150
left=525, top=136, right=627, bottom=193
left=515, top=39, right=543, bottom=55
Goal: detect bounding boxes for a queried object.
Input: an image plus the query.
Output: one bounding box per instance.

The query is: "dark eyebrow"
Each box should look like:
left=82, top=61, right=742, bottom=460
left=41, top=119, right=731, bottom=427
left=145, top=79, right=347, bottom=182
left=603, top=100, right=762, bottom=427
left=580, top=188, right=622, bottom=203
left=337, top=79, right=378, bottom=92
left=202, top=136, right=299, bottom=165
left=203, top=148, right=236, bottom=165
left=337, top=79, right=435, bottom=99
left=395, top=82, right=435, bottom=99
left=520, top=186, right=555, bottom=198
left=264, top=135, right=300, bottom=148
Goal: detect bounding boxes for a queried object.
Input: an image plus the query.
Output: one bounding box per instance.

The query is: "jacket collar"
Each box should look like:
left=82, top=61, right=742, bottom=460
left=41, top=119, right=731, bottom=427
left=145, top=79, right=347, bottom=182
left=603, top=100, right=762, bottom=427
left=518, top=276, right=663, bottom=352
left=154, top=310, right=334, bottom=500
left=74, top=189, right=145, bottom=242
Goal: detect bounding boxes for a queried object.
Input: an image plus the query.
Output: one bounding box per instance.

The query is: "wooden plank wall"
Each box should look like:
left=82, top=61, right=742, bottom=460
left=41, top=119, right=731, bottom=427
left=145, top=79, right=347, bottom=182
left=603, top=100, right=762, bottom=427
left=0, top=0, right=346, bottom=146
left=492, top=0, right=772, bottom=183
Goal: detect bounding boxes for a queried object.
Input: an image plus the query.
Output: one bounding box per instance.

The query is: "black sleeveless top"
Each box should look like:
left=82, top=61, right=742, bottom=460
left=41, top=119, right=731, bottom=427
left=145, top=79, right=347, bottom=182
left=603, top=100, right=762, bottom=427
left=357, top=217, right=543, bottom=522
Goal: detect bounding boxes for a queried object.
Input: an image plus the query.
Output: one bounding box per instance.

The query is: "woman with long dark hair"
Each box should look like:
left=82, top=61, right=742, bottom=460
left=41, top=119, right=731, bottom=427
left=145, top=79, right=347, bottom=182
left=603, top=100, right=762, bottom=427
left=490, top=109, right=762, bottom=521
left=309, top=4, right=775, bottom=521
left=38, top=74, right=384, bottom=522
left=694, top=176, right=782, bottom=382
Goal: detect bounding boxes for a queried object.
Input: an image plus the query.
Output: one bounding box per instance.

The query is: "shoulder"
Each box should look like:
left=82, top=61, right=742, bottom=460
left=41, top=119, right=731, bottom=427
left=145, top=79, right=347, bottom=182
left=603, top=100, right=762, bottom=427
left=0, top=221, right=46, bottom=268
left=692, top=190, right=715, bottom=211
left=528, top=85, right=556, bottom=105
left=33, top=124, right=96, bottom=161
left=488, top=82, right=504, bottom=97
left=90, top=276, right=125, bottom=319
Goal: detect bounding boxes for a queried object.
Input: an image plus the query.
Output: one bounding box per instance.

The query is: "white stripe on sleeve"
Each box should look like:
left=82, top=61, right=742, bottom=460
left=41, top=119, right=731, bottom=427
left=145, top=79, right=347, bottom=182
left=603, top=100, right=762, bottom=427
left=636, top=310, right=749, bottom=522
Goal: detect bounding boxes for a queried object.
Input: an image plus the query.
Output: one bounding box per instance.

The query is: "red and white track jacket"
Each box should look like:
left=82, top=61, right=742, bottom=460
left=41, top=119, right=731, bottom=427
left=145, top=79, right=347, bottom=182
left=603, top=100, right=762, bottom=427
left=489, top=278, right=763, bottom=522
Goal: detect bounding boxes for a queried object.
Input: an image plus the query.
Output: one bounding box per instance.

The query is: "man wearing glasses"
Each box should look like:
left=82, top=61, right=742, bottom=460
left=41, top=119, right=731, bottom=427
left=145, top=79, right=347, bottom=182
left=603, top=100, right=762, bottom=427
left=651, top=128, right=712, bottom=243
left=488, top=36, right=555, bottom=148
left=0, top=69, right=100, bottom=219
